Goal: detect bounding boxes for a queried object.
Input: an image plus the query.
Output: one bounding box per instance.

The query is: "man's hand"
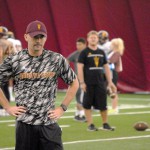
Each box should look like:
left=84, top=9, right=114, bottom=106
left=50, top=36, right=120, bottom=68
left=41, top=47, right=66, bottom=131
left=5, top=106, right=26, bottom=117
left=48, top=107, right=65, bottom=120
left=80, top=83, right=86, bottom=92
left=107, top=82, right=117, bottom=93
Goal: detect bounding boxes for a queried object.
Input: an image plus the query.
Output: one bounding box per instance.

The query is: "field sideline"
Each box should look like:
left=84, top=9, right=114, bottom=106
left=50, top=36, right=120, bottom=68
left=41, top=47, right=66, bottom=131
left=0, top=93, right=150, bottom=150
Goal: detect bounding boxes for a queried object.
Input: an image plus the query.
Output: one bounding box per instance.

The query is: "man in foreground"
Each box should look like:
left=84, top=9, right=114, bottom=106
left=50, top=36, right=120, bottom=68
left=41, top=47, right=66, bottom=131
left=0, top=20, right=79, bottom=150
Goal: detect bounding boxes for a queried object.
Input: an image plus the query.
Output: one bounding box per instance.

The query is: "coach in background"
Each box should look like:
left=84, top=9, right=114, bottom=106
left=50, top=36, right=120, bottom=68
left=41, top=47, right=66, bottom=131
left=77, top=30, right=116, bottom=131
left=0, top=20, right=79, bottom=150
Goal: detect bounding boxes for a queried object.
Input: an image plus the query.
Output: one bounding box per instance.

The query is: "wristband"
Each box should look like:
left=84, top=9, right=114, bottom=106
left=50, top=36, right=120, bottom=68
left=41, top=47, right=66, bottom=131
left=60, top=104, right=67, bottom=111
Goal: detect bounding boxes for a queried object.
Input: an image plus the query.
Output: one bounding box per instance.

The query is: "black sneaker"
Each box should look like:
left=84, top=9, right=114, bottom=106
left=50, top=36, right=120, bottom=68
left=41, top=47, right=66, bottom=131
left=74, top=115, right=80, bottom=121
left=103, top=123, right=115, bottom=131
left=80, top=116, right=86, bottom=122
left=74, top=115, right=86, bottom=122
left=87, top=124, right=98, bottom=131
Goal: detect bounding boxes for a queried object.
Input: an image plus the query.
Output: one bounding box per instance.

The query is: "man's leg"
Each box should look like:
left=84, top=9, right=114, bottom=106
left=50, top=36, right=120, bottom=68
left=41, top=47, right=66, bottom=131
left=84, top=108, right=93, bottom=126
left=95, top=84, right=114, bottom=131
left=15, top=121, right=39, bottom=150
left=100, top=110, right=108, bottom=124
left=83, top=85, right=98, bottom=131
left=40, top=123, right=63, bottom=150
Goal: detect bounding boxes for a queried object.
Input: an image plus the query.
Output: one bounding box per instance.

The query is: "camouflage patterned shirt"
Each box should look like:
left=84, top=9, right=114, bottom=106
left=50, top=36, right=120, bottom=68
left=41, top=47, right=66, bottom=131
left=0, top=49, right=76, bottom=125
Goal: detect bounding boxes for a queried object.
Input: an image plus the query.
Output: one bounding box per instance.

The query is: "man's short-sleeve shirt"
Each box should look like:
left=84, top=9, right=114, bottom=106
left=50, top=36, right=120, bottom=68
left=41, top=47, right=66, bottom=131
left=67, top=50, right=81, bottom=75
left=78, top=47, right=107, bottom=85
left=0, top=49, right=76, bottom=125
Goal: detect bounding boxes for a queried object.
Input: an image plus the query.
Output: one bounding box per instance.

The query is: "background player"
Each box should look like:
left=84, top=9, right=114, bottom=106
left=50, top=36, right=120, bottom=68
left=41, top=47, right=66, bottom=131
left=67, top=38, right=86, bottom=122
left=78, top=30, right=116, bottom=131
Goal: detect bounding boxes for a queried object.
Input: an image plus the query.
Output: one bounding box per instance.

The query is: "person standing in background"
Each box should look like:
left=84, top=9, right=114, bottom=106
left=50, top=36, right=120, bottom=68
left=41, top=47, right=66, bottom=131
left=7, top=31, right=23, bottom=102
left=107, top=38, right=125, bottom=113
left=67, top=38, right=86, bottom=122
left=0, top=26, right=15, bottom=116
left=98, top=30, right=120, bottom=114
left=78, top=30, right=116, bottom=131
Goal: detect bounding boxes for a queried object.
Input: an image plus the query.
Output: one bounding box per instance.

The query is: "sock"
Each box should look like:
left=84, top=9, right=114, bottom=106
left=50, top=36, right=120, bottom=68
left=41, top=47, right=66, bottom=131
left=75, top=110, right=80, bottom=116
left=79, top=110, right=85, bottom=117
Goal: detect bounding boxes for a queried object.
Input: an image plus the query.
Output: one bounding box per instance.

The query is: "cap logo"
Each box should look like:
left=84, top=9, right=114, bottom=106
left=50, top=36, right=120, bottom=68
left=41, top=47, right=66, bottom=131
left=0, top=28, right=3, bottom=32
left=37, top=24, right=41, bottom=30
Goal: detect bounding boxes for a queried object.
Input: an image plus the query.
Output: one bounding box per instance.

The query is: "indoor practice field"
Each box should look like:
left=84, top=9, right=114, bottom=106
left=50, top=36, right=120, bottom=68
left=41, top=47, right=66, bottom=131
left=0, top=92, right=150, bottom=150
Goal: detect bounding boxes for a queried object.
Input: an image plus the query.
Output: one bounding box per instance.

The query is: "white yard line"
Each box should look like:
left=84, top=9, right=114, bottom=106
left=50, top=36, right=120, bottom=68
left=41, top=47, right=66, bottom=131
left=119, top=97, right=150, bottom=101
left=7, top=124, right=70, bottom=128
left=0, top=110, right=150, bottom=123
left=0, top=120, right=14, bottom=123
left=0, top=148, right=14, bottom=150
left=64, top=135, right=150, bottom=144
left=55, top=97, right=150, bottom=104
left=1, top=135, right=150, bottom=150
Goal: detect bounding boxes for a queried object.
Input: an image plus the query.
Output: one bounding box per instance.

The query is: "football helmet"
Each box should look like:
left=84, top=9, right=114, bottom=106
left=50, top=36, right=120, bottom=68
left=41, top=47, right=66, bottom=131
left=0, top=26, right=8, bottom=35
left=98, top=30, right=109, bottom=44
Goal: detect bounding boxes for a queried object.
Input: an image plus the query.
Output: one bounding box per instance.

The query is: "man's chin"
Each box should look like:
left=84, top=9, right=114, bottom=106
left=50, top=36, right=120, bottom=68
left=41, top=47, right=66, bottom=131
left=91, top=43, right=97, bottom=47
left=33, top=46, right=42, bottom=52
left=34, top=49, right=39, bottom=51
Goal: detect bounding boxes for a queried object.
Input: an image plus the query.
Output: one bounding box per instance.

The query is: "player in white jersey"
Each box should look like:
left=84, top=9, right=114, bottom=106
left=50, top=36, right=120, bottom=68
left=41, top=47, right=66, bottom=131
left=98, top=30, right=118, bottom=113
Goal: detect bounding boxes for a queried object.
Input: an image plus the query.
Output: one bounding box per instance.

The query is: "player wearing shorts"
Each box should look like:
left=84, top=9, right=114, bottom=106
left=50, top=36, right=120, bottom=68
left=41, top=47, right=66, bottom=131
left=77, top=31, right=116, bottom=131
left=67, top=38, right=86, bottom=122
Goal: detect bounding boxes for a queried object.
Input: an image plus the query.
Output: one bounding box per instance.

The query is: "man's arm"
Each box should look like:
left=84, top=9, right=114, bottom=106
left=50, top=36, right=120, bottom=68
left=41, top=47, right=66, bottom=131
left=67, top=51, right=76, bottom=63
left=104, top=64, right=117, bottom=93
left=0, top=88, right=26, bottom=116
left=48, top=77, right=79, bottom=119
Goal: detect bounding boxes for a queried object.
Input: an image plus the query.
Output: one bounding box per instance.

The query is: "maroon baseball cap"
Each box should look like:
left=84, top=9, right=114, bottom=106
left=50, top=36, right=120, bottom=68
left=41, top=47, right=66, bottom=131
left=26, top=20, right=47, bottom=37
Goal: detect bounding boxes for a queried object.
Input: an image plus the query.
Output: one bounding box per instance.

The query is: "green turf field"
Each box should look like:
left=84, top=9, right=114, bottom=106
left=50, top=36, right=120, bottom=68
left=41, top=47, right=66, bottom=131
left=0, top=92, right=150, bottom=150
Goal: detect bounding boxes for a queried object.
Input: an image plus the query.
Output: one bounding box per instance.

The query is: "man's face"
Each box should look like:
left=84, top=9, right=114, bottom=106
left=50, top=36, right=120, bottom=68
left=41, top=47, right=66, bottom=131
left=76, top=42, right=86, bottom=51
left=87, top=34, right=99, bottom=46
left=25, top=34, right=47, bottom=52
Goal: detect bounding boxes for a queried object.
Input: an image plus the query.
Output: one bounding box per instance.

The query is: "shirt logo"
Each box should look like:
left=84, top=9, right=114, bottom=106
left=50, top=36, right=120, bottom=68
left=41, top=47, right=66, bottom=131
left=94, top=56, right=99, bottom=67
left=19, top=72, right=56, bottom=79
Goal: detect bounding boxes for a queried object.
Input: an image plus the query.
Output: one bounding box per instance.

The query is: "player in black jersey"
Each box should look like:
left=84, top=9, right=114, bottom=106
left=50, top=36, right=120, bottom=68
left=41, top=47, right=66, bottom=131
left=0, top=20, right=79, bottom=150
left=78, top=31, right=116, bottom=131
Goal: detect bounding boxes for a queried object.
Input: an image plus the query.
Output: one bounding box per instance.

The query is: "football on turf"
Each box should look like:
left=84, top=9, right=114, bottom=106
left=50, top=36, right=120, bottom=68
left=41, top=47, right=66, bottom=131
left=133, top=121, right=149, bottom=131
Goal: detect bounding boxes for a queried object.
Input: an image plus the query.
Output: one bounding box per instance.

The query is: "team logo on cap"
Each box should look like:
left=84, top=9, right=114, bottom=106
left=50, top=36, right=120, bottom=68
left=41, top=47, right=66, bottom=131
left=0, top=27, right=3, bottom=32
left=37, top=24, right=41, bottom=30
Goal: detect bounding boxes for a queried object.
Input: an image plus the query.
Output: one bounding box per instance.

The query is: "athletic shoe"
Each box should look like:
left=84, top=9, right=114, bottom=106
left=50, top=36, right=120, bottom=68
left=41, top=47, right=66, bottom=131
left=87, top=124, right=98, bottom=131
left=74, top=115, right=86, bottom=122
left=108, top=109, right=119, bottom=114
left=103, top=123, right=115, bottom=131
left=80, top=116, right=86, bottom=122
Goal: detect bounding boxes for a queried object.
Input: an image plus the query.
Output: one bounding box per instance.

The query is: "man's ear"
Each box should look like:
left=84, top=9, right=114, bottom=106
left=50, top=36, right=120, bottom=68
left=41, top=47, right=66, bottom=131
left=24, top=34, right=28, bottom=41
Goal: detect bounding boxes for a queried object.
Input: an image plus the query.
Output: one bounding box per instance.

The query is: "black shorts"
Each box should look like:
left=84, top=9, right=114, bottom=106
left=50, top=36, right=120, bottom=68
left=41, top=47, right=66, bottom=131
left=15, top=121, right=63, bottom=150
left=112, top=70, right=118, bottom=85
left=83, top=84, right=107, bottom=110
